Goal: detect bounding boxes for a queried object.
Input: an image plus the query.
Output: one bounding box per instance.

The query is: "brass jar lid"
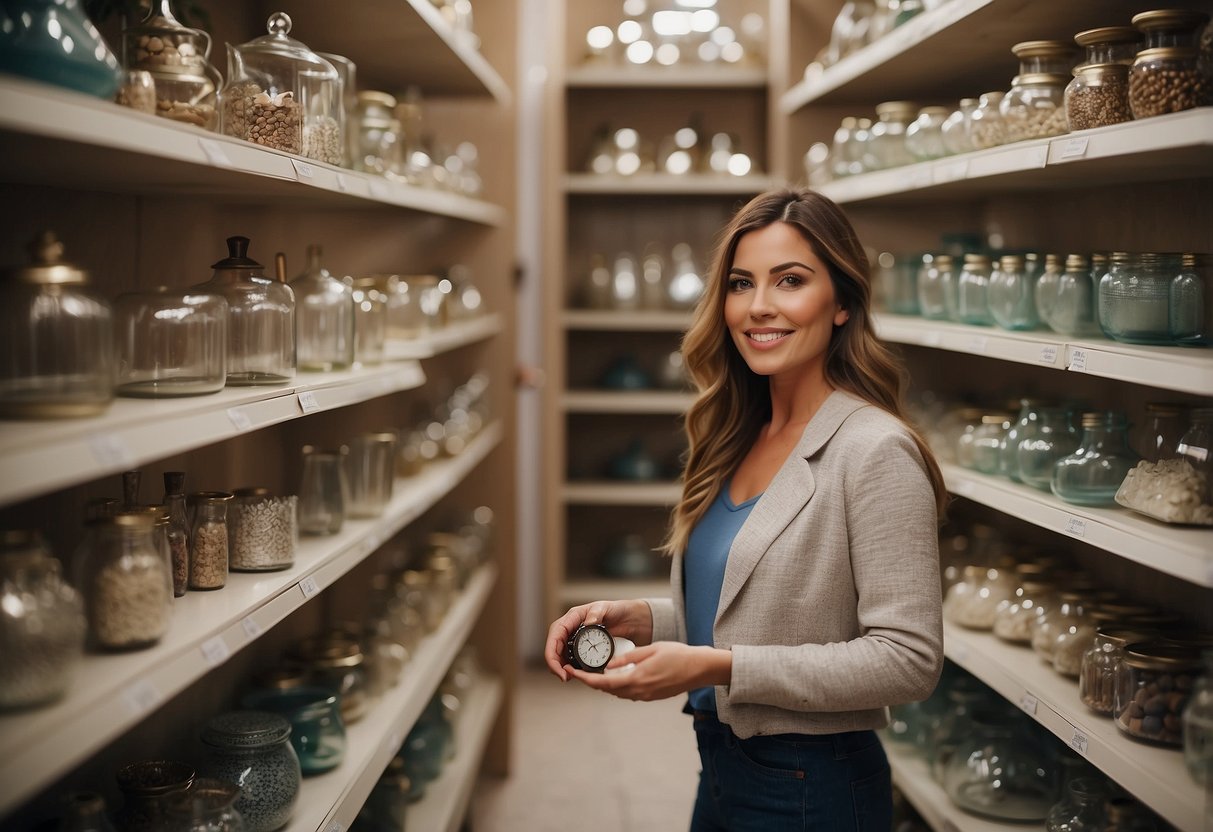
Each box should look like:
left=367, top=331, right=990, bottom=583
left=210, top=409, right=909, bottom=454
left=1065, top=254, right=1090, bottom=270
left=999, top=254, right=1023, bottom=270
left=5, top=231, right=89, bottom=285
left=1133, top=46, right=1200, bottom=62
left=1122, top=640, right=1202, bottom=670
left=1075, top=26, right=1143, bottom=47
left=1131, top=9, right=1209, bottom=33
left=1013, top=39, right=1077, bottom=58
left=1074, top=61, right=1130, bottom=79
left=1012, top=72, right=1070, bottom=87
left=874, top=100, right=918, bottom=121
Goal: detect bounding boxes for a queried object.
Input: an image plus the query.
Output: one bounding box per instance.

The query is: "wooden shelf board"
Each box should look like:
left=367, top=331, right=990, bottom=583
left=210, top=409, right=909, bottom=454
left=383, top=314, right=502, bottom=361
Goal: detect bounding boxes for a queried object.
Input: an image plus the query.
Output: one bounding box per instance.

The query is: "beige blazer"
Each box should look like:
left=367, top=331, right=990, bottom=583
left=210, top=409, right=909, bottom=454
left=646, top=389, right=943, bottom=739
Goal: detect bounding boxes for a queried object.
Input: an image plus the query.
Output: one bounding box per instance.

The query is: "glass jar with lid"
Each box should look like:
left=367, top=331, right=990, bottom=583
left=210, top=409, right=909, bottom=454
left=1066, top=63, right=1133, bottom=131
left=240, top=686, right=346, bottom=775
left=941, top=98, right=978, bottom=155
left=1012, top=39, right=1078, bottom=76
left=1129, top=46, right=1212, bottom=118
left=952, top=408, right=987, bottom=469
left=1054, top=605, right=1144, bottom=679
left=993, top=571, right=1056, bottom=645
left=863, top=100, right=916, bottom=170
left=1099, top=252, right=1174, bottom=344
left=829, top=117, right=858, bottom=178
left=221, top=12, right=344, bottom=164
left=113, top=284, right=227, bottom=397
left=1001, top=73, right=1070, bottom=143
left=1184, top=649, right=1213, bottom=785
left=1115, top=640, right=1203, bottom=745
left=351, top=91, right=399, bottom=175
left=1049, top=253, right=1101, bottom=336
left=1081, top=626, right=1166, bottom=716
left=843, top=117, right=873, bottom=175
left=1171, top=252, right=1210, bottom=345
left=114, top=759, right=196, bottom=832
left=988, top=254, right=1039, bottom=330
left=904, top=106, right=949, bottom=161
left=0, top=232, right=113, bottom=418
left=290, top=245, right=354, bottom=372
left=916, top=253, right=954, bottom=320
left=292, top=635, right=369, bottom=723
left=971, top=412, right=1015, bottom=475
left=1116, top=414, right=1213, bottom=527
left=192, top=236, right=295, bottom=385
left=1016, top=406, right=1079, bottom=490
left=943, top=564, right=1016, bottom=630
left=1032, top=592, right=1091, bottom=664
left=1074, top=26, right=1143, bottom=68
left=956, top=253, right=994, bottom=325
left=0, top=530, right=85, bottom=710
left=1133, top=8, right=1210, bottom=51
left=942, top=707, right=1058, bottom=821
left=1032, top=253, right=1062, bottom=331
left=200, top=711, right=301, bottom=832
left=76, top=512, right=173, bottom=650
left=164, top=777, right=244, bottom=832
left=188, top=491, right=232, bottom=591
left=298, top=445, right=348, bottom=535
left=121, top=0, right=222, bottom=130
left=1052, top=411, right=1138, bottom=507
left=229, top=487, right=297, bottom=572
left=969, top=91, right=1006, bottom=149
left=348, top=277, right=387, bottom=366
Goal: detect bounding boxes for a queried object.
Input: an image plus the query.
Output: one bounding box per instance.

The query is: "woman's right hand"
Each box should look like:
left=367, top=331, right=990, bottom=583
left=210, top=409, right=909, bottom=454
left=544, top=599, right=654, bottom=681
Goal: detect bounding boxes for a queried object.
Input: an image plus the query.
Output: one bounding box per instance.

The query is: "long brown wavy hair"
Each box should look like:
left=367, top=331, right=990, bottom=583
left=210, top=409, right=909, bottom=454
left=662, top=188, right=947, bottom=555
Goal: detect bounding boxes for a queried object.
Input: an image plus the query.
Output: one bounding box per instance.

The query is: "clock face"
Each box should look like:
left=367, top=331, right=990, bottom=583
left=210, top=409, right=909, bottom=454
left=575, top=625, right=613, bottom=669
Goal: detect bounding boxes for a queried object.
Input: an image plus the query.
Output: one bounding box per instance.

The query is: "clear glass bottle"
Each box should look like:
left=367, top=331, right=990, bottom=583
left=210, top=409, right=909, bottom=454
left=1099, top=252, right=1174, bottom=344
left=114, top=760, right=196, bottom=832
left=164, top=778, right=244, bottom=832
left=1183, top=649, right=1213, bottom=785
left=941, top=98, right=978, bottom=155
left=121, top=0, right=222, bottom=131
left=188, top=492, right=232, bottom=591
left=988, top=254, right=1039, bottom=330
left=1115, top=640, right=1202, bottom=746
left=193, top=236, right=295, bottom=385
left=956, top=253, right=994, bottom=325
left=1129, top=46, right=1212, bottom=118
left=1171, top=252, right=1210, bottom=345
left=1001, top=73, right=1070, bottom=143
left=0, top=231, right=113, bottom=418
left=298, top=445, right=348, bottom=535
left=113, top=285, right=228, bottom=397
left=78, top=513, right=173, bottom=650
left=162, top=472, right=190, bottom=597
left=1066, top=63, right=1133, bottom=131
left=199, top=711, right=301, bottom=832
left=1052, top=411, right=1139, bottom=507
left=863, top=100, right=916, bottom=170
left=1136, top=402, right=1187, bottom=462
left=0, top=530, right=85, bottom=709
left=1049, top=253, right=1101, bottom=336
left=916, top=253, right=953, bottom=319
left=905, top=106, right=949, bottom=161
left=1016, top=406, right=1080, bottom=490
left=290, top=245, right=354, bottom=372
left=348, top=277, right=387, bottom=366
left=351, top=90, right=398, bottom=175
left=1045, top=777, right=1108, bottom=832
left=1074, top=26, right=1143, bottom=67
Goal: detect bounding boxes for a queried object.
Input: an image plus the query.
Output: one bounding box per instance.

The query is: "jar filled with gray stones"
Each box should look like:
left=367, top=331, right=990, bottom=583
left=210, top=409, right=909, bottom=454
left=229, top=487, right=297, bottom=572
left=188, top=491, right=233, bottom=590
left=1066, top=63, right=1134, bottom=131
left=220, top=12, right=345, bottom=164
left=199, top=711, right=301, bottom=832
left=77, top=512, right=173, bottom=651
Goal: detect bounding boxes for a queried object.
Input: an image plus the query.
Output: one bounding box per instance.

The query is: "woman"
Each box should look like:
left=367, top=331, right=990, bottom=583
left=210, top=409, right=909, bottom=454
left=545, top=188, right=947, bottom=831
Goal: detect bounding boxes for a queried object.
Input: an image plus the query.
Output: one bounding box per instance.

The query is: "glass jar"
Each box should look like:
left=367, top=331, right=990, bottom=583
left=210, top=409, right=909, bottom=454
left=969, top=91, right=1006, bottom=149
left=298, top=446, right=348, bottom=535
left=358, top=757, right=411, bottom=826
left=904, top=106, right=949, bottom=161
left=1032, top=592, right=1090, bottom=664
left=829, top=117, right=859, bottom=178
left=113, top=285, right=227, bottom=397
left=0, top=531, right=85, bottom=709
left=1136, top=402, right=1187, bottom=462
left=1129, top=47, right=1213, bottom=118
left=875, top=252, right=918, bottom=314
left=58, top=791, right=118, bottom=832
left=1054, top=605, right=1140, bottom=679
left=193, top=237, right=295, bottom=385
left=161, top=472, right=190, bottom=597
left=1045, top=777, right=1109, bottom=832
left=1075, top=26, right=1143, bottom=68
left=1049, top=253, right=1100, bottom=336
left=863, top=101, right=916, bottom=170
left=316, top=51, right=355, bottom=168
left=292, top=635, right=369, bottom=723
left=346, top=431, right=397, bottom=518
left=290, top=245, right=354, bottom=372
left=199, top=711, right=301, bottom=832
left=998, top=398, right=1050, bottom=481
left=925, top=675, right=997, bottom=783
left=993, top=573, right=1056, bottom=645
left=188, top=492, right=232, bottom=591
left=115, top=760, right=195, bottom=832
left=1171, top=252, right=1210, bottom=345
left=1066, top=63, right=1133, bottom=131
left=1100, top=252, right=1176, bottom=344
left=1081, top=626, right=1164, bottom=715
left=77, top=513, right=172, bottom=650
left=221, top=13, right=344, bottom=164
left=956, top=253, right=994, bottom=325
left=402, top=275, right=449, bottom=333
left=988, top=254, right=1038, bottom=330
left=121, top=0, right=222, bottom=131
left=1114, top=641, right=1203, bottom=746
left=351, top=91, right=398, bottom=175
left=164, top=778, right=244, bottom=832
left=1001, top=73, right=1070, bottom=143
left=916, top=253, right=954, bottom=320
left=1052, top=411, right=1138, bottom=506
left=1013, top=406, right=1079, bottom=491
left=228, top=488, right=297, bottom=572
left=0, top=232, right=113, bottom=418
left=1132, top=8, right=1210, bottom=51
left=1177, top=407, right=1213, bottom=494
left=241, top=687, right=346, bottom=776
left=1183, top=649, right=1213, bottom=785
left=971, top=412, right=1014, bottom=475
left=941, top=98, right=978, bottom=155
left=0, top=0, right=122, bottom=98
left=942, top=707, right=1058, bottom=821
left=943, top=564, right=1016, bottom=630
left=372, top=275, right=426, bottom=340
left=844, top=117, right=873, bottom=176
left=348, top=277, right=387, bottom=366
left=1012, top=39, right=1078, bottom=76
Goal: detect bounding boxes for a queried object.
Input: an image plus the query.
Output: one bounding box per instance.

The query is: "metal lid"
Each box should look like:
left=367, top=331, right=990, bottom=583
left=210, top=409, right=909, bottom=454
left=210, top=236, right=264, bottom=271
left=1074, top=61, right=1130, bottom=79
left=293, top=635, right=364, bottom=667
left=1012, top=39, right=1077, bottom=57
left=1074, top=26, right=1143, bottom=47
left=1095, top=626, right=1164, bottom=648
left=201, top=710, right=291, bottom=749
left=187, top=491, right=234, bottom=504
left=93, top=511, right=159, bottom=528
left=357, top=90, right=397, bottom=109
left=916, top=105, right=950, bottom=116
left=933, top=254, right=953, bottom=267
left=1012, top=72, right=1070, bottom=86
left=981, top=412, right=1014, bottom=424
left=1134, top=46, right=1200, bottom=61
left=1131, top=8, right=1209, bottom=32
left=1122, top=640, right=1202, bottom=670
left=1065, top=254, right=1089, bottom=270
left=874, top=100, right=918, bottom=121
left=1043, top=253, right=1060, bottom=267
left=120, top=505, right=170, bottom=524
left=5, top=232, right=89, bottom=285
left=962, top=253, right=990, bottom=265
left=999, top=254, right=1023, bottom=270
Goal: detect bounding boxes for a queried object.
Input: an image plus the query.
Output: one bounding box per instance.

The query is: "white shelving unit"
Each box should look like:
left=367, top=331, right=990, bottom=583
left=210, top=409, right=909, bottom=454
left=562, top=390, right=695, bottom=414
left=564, top=172, right=775, bottom=195
left=883, top=740, right=1028, bottom=832
left=0, top=423, right=502, bottom=817
left=561, top=309, right=693, bottom=332
left=561, top=481, right=682, bottom=506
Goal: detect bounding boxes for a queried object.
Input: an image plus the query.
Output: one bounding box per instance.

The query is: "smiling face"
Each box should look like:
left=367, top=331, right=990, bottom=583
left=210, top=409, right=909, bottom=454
left=723, top=221, right=849, bottom=383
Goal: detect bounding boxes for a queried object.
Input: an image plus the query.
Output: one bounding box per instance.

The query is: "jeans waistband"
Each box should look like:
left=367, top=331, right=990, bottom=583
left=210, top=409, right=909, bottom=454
left=687, top=707, right=879, bottom=754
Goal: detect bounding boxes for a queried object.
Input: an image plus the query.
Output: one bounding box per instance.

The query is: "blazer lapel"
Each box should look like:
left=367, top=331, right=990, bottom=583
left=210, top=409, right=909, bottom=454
left=714, top=390, right=870, bottom=622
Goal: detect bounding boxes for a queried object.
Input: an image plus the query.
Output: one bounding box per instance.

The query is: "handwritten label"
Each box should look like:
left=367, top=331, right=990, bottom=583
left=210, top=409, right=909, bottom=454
left=1064, top=516, right=1088, bottom=538
left=123, top=679, right=163, bottom=716
left=200, top=635, right=230, bottom=667
left=1059, top=137, right=1090, bottom=160
left=297, top=391, right=320, bottom=413
left=934, top=159, right=969, bottom=184
left=1019, top=693, right=1039, bottom=715
left=227, top=407, right=253, bottom=432
left=89, top=434, right=134, bottom=468
left=291, top=160, right=315, bottom=180
left=299, top=576, right=321, bottom=598
left=1069, top=348, right=1088, bottom=372
left=1039, top=345, right=1059, bottom=365
left=242, top=616, right=263, bottom=639
left=1070, top=728, right=1089, bottom=756
left=336, top=172, right=351, bottom=192
left=198, top=138, right=231, bottom=167
left=369, top=179, right=389, bottom=200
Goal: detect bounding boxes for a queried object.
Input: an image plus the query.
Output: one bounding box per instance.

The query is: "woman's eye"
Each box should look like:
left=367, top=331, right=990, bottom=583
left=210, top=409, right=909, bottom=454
left=727, top=278, right=751, bottom=291
left=779, top=274, right=803, bottom=287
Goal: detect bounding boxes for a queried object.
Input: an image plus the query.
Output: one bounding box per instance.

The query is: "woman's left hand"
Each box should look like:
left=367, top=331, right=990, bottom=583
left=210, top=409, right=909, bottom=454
left=567, top=641, right=731, bottom=701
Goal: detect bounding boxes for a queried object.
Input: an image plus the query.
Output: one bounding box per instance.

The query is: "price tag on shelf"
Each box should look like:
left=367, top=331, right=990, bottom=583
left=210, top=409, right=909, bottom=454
left=226, top=407, right=253, bottom=432
left=369, top=179, right=389, bottom=200
left=335, top=172, right=351, bottom=191
left=291, top=160, right=315, bottom=180
left=1068, top=348, right=1089, bottom=372
left=923, top=330, right=943, bottom=347
left=1019, top=693, right=1039, bottom=715
left=1064, top=516, right=1087, bottom=538
left=89, top=433, right=134, bottom=468
left=967, top=335, right=988, bottom=354
left=954, top=479, right=976, bottom=498
left=198, top=138, right=232, bottom=167
left=907, top=166, right=933, bottom=190
left=123, top=679, right=163, bottom=716
left=1058, top=137, right=1090, bottom=161
left=325, top=823, right=343, bottom=832
left=1027, top=145, right=1049, bottom=168
left=933, top=159, right=969, bottom=184
left=299, top=576, right=321, bottom=598
left=1070, top=727, right=1090, bottom=756
left=1038, top=345, right=1059, bottom=365
left=297, top=391, right=320, bottom=413
left=242, top=615, right=263, bottom=639
left=200, top=635, right=230, bottom=667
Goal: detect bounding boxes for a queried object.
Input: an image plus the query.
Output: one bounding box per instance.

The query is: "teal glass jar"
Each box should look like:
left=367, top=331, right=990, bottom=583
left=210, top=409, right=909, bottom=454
left=1052, top=411, right=1138, bottom=506
left=876, top=252, right=919, bottom=315
left=1099, top=252, right=1174, bottom=344
left=1000, top=399, right=1050, bottom=481
left=1034, top=254, right=1064, bottom=331
left=1171, top=252, right=1209, bottom=345
left=0, top=0, right=122, bottom=98
left=989, top=254, right=1040, bottom=330
left=957, top=254, right=995, bottom=326
left=1051, top=254, right=1101, bottom=336
left=241, top=687, right=346, bottom=776
left=1018, top=407, right=1080, bottom=491
left=917, top=254, right=954, bottom=320
left=972, top=412, right=1015, bottom=475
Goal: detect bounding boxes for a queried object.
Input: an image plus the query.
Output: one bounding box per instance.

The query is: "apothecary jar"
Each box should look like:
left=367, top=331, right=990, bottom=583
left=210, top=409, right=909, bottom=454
left=199, top=711, right=301, bottom=832
left=121, top=0, right=222, bottom=130
left=1001, top=73, right=1070, bottom=143
left=113, top=285, right=228, bottom=397
left=1051, top=411, right=1138, bottom=507
left=1114, top=641, right=1202, bottom=746
left=290, top=245, right=354, bottom=373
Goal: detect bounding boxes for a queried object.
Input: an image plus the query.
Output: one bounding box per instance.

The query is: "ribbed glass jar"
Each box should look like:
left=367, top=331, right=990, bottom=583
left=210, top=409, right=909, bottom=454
left=1099, top=252, right=1175, bottom=345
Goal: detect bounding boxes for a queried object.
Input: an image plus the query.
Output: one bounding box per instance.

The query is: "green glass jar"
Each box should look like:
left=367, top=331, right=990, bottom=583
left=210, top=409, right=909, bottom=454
left=1052, top=411, right=1139, bottom=507
left=1170, top=252, right=1210, bottom=345
left=957, top=254, right=994, bottom=326
left=1099, top=252, right=1174, bottom=344
left=1050, top=254, right=1101, bottom=337
left=1017, top=407, right=1078, bottom=491
left=989, top=254, right=1039, bottom=331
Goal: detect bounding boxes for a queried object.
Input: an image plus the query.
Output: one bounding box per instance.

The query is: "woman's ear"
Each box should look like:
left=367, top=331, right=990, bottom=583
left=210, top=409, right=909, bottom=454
left=834, top=306, right=850, bottom=327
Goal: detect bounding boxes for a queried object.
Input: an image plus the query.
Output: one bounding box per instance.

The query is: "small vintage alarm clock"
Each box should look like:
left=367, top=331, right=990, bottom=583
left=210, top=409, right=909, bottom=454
left=563, top=622, right=615, bottom=673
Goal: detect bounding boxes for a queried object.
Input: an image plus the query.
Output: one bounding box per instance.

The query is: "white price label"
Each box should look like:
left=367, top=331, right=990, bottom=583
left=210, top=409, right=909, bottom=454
left=1038, top=345, right=1059, bottom=365
left=1028, top=145, right=1049, bottom=167
left=89, top=434, right=134, bottom=468
left=1070, top=728, right=1089, bottom=756
left=297, top=391, right=320, bottom=413
left=200, top=635, right=230, bottom=667
left=299, top=576, right=321, bottom=598
left=934, top=159, right=969, bottom=184
left=967, top=335, right=988, bottom=354
left=923, top=330, right=943, bottom=347
left=199, top=138, right=232, bottom=167
left=369, top=179, right=389, bottom=199
left=227, top=407, right=253, bottom=432
left=1019, top=693, right=1039, bottom=715
left=1064, top=516, right=1087, bottom=538
left=123, top=679, right=163, bottom=716
left=336, top=172, right=351, bottom=191
left=1059, top=137, right=1090, bottom=160
left=242, top=616, right=263, bottom=639
left=955, top=479, right=976, bottom=498
left=1069, top=348, right=1088, bottom=372
left=292, top=160, right=315, bottom=180
left=325, top=823, right=343, bottom=832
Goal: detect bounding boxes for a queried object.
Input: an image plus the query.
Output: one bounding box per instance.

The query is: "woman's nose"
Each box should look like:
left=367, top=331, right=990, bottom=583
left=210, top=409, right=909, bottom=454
left=748, top=286, right=775, bottom=318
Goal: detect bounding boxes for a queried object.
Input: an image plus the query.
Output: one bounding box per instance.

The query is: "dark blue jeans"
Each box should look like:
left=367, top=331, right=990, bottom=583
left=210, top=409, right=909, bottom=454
left=689, top=711, right=892, bottom=831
